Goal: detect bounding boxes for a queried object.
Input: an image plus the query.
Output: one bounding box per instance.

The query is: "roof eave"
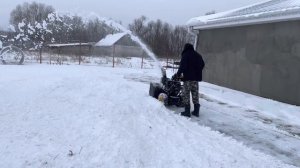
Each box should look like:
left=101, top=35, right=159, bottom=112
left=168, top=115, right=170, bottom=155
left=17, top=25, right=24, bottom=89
left=190, top=14, right=300, bottom=30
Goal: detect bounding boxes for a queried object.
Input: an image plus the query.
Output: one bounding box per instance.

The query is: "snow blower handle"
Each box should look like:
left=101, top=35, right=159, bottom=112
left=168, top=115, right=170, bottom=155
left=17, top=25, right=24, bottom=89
left=161, top=68, right=166, bottom=78
left=161, top=68, right=168, bottom=85
left=172, top=73, right=183, bottom=81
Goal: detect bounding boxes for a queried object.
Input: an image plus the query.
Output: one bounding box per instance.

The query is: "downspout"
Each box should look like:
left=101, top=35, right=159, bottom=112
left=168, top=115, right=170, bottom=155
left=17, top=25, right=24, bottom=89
left=188, top=26, right=199, bottom=51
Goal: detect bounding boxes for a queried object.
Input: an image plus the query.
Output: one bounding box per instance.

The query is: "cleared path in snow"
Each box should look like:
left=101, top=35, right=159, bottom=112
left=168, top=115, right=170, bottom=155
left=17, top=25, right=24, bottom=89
left=168, top=87, right=300, bottom=167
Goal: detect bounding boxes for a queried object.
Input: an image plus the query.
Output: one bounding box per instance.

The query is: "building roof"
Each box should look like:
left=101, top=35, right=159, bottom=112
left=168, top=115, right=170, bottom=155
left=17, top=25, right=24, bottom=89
left=95, top=33, right=127, bottom=47
left=47, top=43, right=93, bottom=48
left=187, top=0, right=300, bottom=30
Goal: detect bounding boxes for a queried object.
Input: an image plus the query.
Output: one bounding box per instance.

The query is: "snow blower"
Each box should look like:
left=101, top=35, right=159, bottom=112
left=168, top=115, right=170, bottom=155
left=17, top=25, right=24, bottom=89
left=149, top=68, right=184, bottom=107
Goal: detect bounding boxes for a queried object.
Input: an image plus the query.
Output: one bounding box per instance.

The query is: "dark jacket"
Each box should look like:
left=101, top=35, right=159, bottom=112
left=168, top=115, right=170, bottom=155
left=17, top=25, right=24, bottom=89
left=177, top=43, right=205, bottom=81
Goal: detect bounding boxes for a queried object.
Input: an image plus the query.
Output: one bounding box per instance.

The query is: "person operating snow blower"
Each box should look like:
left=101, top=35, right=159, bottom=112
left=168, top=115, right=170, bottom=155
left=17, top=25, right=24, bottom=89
left=177, top=43, right=205, bottom=117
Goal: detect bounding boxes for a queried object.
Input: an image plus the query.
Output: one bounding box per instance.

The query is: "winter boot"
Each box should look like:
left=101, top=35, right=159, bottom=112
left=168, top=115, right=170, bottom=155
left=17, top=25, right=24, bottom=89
left=192, top=104, right=200, bottom=117
left=181, top=106, right=191, bottom=117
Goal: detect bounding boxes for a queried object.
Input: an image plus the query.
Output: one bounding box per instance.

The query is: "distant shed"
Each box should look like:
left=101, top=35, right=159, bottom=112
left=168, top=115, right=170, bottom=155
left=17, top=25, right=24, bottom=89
left=47, top=43, right=93, bottom=56
left=93, top=33, right=148, bottom=58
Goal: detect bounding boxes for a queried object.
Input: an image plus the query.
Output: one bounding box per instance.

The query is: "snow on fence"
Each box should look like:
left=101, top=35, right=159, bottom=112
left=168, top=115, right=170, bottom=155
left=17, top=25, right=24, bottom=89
left=23, top=50, right=180, bottom=70
left=23, top=51, right=161, bottom=69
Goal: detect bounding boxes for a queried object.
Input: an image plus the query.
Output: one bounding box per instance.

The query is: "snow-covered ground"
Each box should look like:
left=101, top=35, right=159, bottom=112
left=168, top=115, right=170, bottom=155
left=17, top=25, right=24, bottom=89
left=0, top=64, right=299, bottom=167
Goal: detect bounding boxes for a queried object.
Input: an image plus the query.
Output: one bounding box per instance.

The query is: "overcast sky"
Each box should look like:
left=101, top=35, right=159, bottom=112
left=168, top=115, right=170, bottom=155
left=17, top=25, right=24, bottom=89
left=1, top=0, right=264, bottom=29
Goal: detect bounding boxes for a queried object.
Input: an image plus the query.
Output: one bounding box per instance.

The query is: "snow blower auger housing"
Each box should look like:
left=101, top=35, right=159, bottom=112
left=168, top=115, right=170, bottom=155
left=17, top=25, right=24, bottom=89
left=149, top=69, right=184, bottom=107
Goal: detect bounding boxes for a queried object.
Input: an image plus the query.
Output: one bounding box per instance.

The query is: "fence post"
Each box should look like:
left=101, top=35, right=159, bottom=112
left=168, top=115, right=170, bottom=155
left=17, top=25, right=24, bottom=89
left=58, top=48, right=61, bottom=65
left=112, top=45, right=115, bottom=68
left=79, top=42, right=82, bottom=65
left=173, top=59, right=175, bottom=72
left=166, top=57, right=169, bottom=69
left=141, top=56, right=144, bottom=69
left=39, top=47, right=42, bottom=64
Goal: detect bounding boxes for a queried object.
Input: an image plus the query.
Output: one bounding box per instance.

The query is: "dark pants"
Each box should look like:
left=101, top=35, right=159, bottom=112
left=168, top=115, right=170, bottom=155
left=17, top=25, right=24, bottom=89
left=183, top=81, right=199, bottom=106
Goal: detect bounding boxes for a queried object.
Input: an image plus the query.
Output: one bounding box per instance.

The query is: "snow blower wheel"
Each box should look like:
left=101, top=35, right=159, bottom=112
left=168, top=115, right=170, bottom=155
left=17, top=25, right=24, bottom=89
left=0, top=45, right=25, bottom=65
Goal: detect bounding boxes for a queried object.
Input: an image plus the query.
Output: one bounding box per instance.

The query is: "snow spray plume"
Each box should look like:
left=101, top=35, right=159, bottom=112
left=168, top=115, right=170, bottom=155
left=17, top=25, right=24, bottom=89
left=60, top=11, right=163, bottom=75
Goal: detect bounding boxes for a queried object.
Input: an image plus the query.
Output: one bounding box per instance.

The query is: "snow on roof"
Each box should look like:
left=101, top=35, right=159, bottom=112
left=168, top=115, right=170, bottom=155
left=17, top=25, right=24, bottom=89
left=47, top=43, right=92, bottom=48
left=188, top=0, right=300, bottom=30
left=95, top=33, right=127, bottom=47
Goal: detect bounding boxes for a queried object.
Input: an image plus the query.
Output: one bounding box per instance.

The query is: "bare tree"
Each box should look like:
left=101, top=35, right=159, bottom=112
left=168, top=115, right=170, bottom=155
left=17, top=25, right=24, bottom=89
left=129, top=16, right=195, bottom=59
left=169, top=26, right=194, bottom=58
left=85, top=18, right=116, bottom=42
left=129, top=16, right=148, bottom=38
left=10, top=2, right=55, bottom=26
